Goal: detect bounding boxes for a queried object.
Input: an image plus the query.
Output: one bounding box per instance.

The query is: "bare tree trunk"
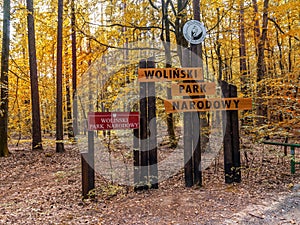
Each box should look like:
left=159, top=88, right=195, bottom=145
left=191, top=0, right=203, bottom=186
left=162, top=0, right=177, bottom=148
left=64, top=2, right=74, bottom=139
left=257, top=0, right=269, bottom=82
left=255, top=0, right=269, bottom=125
left=239, top=0, right=248, bottom=96
left=65, top=43, right=74, bottom=139
left=56, top=0, right=64, bottom=152
left=27, top=0, right=43, bottom=150
left=0, top=0, right=10, bottom=157
left=252, top=0, right=260, bottom=52
left=71, top=0, right=78, bottom=136
left=216, top=8, right=223, bottom=81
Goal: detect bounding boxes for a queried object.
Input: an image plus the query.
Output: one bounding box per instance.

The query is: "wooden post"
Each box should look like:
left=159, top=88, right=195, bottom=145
left=139, top=59, right=149, bottom=190
left=81, top=152, right=89, bottom=198
left=191, top=0, right=203, bottom=187
left=220, top=81, right=234, bottom=184
left=183, top=48, right=194, bottom=187
left=192, top=112, right=202, bottom=186
left=192, top=111, right=202, bottom=186
left=147, top=57, right=158, bottom=189
left=191, top=46, right=202, bottom=187
left=184, top=111, right=193, bottom=187
left=81, top=148, right=95, bottom=198
left=133, top=128, right=140, bottom=191
left=230, top=84, right=241, bottom=182
left=88, top=131, right=95, bottom=190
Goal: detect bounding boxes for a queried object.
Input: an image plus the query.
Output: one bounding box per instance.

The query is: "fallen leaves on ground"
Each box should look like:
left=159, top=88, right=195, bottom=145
left=0, top=138, right=299, bottom=224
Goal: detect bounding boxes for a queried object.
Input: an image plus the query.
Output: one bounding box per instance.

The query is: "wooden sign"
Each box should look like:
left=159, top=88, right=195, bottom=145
left=138, top=67, right=203, bottom=82
left=88, top=112, right=139, bottom=130
left=171, top=82, right=216, bottom=96
left=164, top=98, right=252, bottom=113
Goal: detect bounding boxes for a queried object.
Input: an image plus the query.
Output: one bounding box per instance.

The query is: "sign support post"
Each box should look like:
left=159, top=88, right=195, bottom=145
left=147, top=58, right=158, bottom=189
left=135, top=58, right=158, bottom=191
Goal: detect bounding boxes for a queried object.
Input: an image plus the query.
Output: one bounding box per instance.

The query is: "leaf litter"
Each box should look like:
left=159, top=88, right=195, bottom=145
left=0, top=138, right=299, bottom=224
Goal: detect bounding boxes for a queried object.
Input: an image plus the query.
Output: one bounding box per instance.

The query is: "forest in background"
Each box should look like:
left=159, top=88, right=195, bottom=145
left=0, top=0, right=299, bottom=155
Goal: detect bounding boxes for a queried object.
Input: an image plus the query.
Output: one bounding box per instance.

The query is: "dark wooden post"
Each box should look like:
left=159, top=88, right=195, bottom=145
left=133, top=128, right=140, bottom=191
left=88, top=131, right=95, bottom=189
left=139, top=59, right=149, bottom=190
left=191, top=45, right=202, bottom=187
left=81, top=134, right=95, bottom=198
left=147, top=57, right=158, bottom=189
left=220, top=81, right=234, bottom=184
left=230, top=84, right=241, bottom=182
left=184, top=111, right=193, bottom=187
left=182, top=48, right=194, bottom=187
left=191, top=0, right=203, bottom=188
left=81, top=152, right=89, bottom=198
left=192, top=111, right=202, bottom=186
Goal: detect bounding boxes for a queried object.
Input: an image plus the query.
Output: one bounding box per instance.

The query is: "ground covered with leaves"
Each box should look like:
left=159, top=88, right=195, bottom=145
left=0, top=138, right=299, bottom=225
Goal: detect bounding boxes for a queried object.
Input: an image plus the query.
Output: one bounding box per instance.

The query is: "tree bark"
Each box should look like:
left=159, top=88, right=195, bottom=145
left=56, top=0, right=64, bottom=152
left=255, top=0, right=269, bottom=125
left=239, top=0, right=248, bottom=96
left=27, top=0, right=43, bottom=150
left=0, top=0, right=10, bottom=157
left=71, top=0, right=78, bottom=136
left=162, top=0, right=177, bottom=148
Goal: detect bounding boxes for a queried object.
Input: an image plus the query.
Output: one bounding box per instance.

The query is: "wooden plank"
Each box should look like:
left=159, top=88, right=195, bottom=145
left=164, top=98, right=252, bottom=113
left=138, top=67, right=203, bottom=82
left=184, top=111, right=193, bottom=187
left=171, top=82, right=216, bottom=96
left=192, top=111, right=202, bottom=186
left=230, top=84, right=241, bottom=183
left=220, top=81, right=234, bottom=184
left=81, top=152, right=89, bottom=198
left=146, top=58, right=158, bottom=189
left=87, top=131, right=95, bottom=190
left=133, top=128, right=140, bottom=191
left=182, top=48, right=194, bottom=187
left=139, top=59, right=149, bottom=190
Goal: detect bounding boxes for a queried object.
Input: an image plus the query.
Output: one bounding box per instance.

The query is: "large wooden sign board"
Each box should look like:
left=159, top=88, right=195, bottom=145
left=164, top=98, right=252, bottom=113
left=138, top=67, right=204, bottom=82
left=171, top=82, right=216, bottom=96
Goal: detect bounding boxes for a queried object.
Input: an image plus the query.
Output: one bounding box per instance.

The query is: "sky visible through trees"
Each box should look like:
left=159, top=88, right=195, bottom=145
left=0, top=0, right=299, bottom=148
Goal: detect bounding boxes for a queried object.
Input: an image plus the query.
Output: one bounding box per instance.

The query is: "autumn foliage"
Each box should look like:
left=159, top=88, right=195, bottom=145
left=1, top=0, right=299, bottom=148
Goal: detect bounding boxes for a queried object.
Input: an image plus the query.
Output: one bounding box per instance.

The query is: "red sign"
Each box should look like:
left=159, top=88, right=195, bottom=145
left=88, top=112, right=139, bottom=131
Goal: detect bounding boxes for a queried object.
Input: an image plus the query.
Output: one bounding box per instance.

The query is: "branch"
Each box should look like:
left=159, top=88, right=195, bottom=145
left=268, top=17, right=300, bottom=41
left=9, top=57, right=30, bottom=82
left=169, top=0, right=177, bottom=16
left=178, top=0, right=190, bottom=13
left=76, top=27, right=161, bottom=51
left=77, top=12, right=162, bottom=32
left=207, top=9, right=227, bottom=33
left=149, top=0, right=159, bottom=10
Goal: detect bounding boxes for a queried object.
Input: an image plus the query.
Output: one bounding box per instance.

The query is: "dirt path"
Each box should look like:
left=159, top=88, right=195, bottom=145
left=0, top=142, right=299, bottom=224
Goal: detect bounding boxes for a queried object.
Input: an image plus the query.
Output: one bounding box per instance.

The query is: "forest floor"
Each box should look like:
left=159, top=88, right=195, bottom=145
left=0, top=136, right=299, bottom=225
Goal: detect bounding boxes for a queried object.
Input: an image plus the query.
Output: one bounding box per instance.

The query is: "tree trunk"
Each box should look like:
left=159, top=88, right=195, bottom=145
left=64, top=11, right=74, bottom=139
left=239, top=0, right=248, bottom=95
left=162, top=0, right=177, bottom=148
left=56, top=0, right=64, bottom=152
left=0, top=0, right=10, bottom=157
left=71, top=0, right=78, bottom=136
left=27, top=0, right=43, bottom=150
left=255, top=0, right=269, bottom=125
left=216, top=8, right=223, bottom=81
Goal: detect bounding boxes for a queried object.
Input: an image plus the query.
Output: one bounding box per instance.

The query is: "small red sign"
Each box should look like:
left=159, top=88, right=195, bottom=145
left=88, top=112, right=139, bottom=131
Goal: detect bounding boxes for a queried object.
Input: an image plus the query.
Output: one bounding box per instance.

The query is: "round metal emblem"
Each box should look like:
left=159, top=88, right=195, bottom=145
left=183, top=20, right=206, bottom=44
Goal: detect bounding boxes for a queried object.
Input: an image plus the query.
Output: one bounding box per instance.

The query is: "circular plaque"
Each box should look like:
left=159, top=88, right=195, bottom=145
left=183, top=20, right=206, bottom=44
